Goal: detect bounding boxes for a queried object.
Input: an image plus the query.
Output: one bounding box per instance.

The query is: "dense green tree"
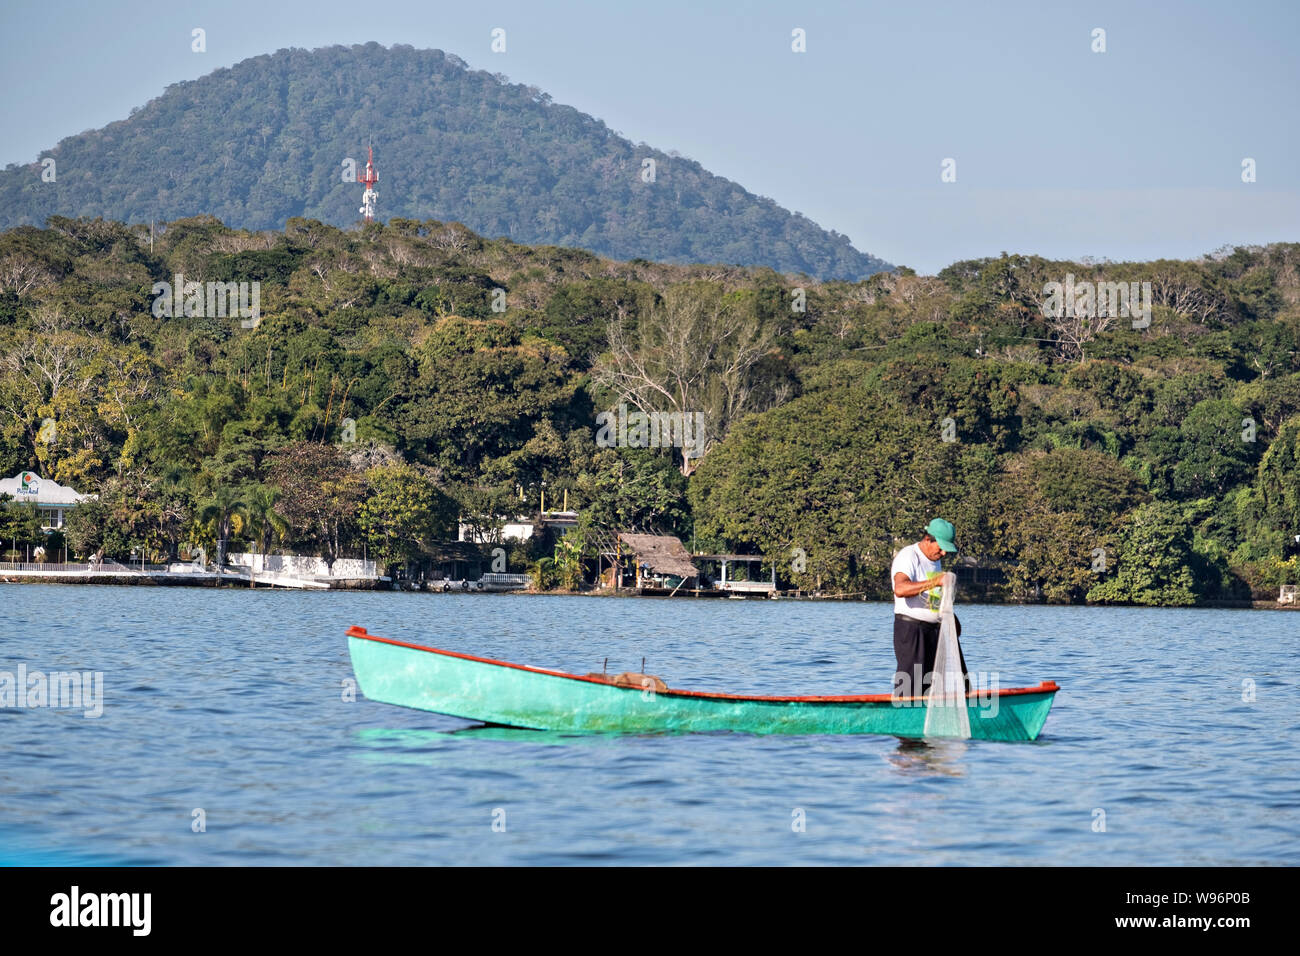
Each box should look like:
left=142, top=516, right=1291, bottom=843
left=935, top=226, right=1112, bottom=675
left=1087, top=502, right=1198, bottom=606
left=400, top=316, right=579, bottom=480
left=1172, top=399, right=1259, bottom=498
left=1257, top=416, right=1300, bottom=544
left=536, top=279, right=653, bottom=365
left=62, top=496, right=116, bottom=560
left=988, top=448, right=1146, bottom=603
left=358, top=463, right=457, bottom=572
left=575, top=448, right=689, bottom=536
left=689, top=373, right=996, bottom=594
left=0, top=496, right=46, bottom=560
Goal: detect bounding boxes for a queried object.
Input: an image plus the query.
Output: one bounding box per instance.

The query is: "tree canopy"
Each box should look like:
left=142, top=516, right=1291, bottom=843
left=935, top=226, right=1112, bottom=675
left=1, top=215, right=1296, bottom=602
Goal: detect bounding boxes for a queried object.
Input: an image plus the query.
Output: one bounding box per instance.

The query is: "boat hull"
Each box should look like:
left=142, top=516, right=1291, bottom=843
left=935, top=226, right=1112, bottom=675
left=346, top=626, right=1058, bottom=741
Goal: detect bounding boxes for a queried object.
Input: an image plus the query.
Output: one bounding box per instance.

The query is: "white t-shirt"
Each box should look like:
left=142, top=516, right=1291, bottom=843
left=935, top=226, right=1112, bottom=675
left=891, top=543, right=942, bottom=623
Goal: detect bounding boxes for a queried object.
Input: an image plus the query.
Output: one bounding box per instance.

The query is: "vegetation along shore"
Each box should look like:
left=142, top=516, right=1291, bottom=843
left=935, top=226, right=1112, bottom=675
left=1, top=215, right=1297, bottom=607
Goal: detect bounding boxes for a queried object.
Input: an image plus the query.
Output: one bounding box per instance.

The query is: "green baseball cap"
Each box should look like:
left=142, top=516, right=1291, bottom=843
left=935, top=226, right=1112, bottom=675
left=925, top=518, right=958, bottom=554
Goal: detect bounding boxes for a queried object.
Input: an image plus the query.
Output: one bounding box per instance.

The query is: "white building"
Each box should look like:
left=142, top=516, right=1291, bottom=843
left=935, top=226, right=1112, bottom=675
left=458, top=516, right=536, bottom=543
left=0, top=471, right=89, bottom=529
left=457, top=511, right=580, bottom=543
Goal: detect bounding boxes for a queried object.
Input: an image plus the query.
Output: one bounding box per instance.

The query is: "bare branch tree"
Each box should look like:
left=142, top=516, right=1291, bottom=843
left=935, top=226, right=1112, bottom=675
left=593, top=283, right=775, bottom=475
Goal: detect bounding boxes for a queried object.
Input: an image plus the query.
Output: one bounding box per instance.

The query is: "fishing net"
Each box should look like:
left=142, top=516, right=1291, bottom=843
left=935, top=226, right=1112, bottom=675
left=924, top=572, right=971, bottom=738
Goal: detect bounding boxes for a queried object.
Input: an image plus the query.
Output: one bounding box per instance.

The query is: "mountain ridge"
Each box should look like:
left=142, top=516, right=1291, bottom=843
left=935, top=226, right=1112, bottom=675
left=0, top=43, right=892, bottom=281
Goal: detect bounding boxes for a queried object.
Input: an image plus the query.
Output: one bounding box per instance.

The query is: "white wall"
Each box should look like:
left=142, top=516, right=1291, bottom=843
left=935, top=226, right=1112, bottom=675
left=226, top=553, right=378, bottom=578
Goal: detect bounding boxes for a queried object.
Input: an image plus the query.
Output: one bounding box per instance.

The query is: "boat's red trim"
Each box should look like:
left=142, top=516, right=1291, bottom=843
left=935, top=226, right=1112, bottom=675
left=346, top=625, right=1059, bottom=704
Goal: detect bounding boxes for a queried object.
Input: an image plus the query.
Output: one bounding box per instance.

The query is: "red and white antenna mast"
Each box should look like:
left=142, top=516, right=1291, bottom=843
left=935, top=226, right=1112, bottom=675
left=358, top=142, right=379, bottom=221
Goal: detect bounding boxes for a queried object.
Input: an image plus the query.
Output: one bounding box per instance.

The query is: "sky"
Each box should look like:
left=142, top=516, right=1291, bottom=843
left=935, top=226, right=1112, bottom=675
left=1, top=0, right=1296, bottom=274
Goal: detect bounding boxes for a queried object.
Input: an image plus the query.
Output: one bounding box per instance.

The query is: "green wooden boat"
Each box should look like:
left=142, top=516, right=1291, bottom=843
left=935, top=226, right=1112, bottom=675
left=346, top=625, right=1059, bottom=741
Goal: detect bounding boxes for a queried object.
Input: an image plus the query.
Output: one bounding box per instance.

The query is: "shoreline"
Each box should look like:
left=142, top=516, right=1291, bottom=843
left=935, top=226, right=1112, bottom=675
left=0, top=570, right=380, bottom=590
left=2, top=574, right=1295, bottom=610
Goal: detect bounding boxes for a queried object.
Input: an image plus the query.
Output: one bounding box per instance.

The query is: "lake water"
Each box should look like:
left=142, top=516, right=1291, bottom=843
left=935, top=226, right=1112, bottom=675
left=1, top=584, right=1296, bottom=865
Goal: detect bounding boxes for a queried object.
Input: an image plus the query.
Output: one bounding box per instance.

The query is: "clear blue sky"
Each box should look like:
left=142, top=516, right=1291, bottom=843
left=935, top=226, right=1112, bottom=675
left=1, top=0, right=1296, bottom=273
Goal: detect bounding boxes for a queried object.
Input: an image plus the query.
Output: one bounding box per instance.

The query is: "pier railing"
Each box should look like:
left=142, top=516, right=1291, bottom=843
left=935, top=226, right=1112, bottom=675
left=0, top=561, right=174, bottom=573
left=480, top=572, right=530, bottom=590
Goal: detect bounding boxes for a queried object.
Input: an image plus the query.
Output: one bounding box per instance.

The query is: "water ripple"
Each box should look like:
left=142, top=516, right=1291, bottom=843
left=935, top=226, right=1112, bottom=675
left=0, top=585, right=1296, bottom=864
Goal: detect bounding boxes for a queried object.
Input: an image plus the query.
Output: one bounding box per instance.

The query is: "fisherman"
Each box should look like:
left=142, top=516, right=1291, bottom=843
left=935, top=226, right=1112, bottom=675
left=890, top=518, right=968, bottom=698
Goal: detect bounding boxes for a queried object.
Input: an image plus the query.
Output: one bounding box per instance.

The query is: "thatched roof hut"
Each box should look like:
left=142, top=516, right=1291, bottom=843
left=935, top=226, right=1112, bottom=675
left=618, top=533, right=699, bottom=581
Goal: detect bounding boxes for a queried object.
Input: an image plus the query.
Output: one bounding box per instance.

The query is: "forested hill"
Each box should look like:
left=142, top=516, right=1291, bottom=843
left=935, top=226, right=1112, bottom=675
left=0, top=43, right=891, bottom=281
left=0, top=215, right=1297, bottom=605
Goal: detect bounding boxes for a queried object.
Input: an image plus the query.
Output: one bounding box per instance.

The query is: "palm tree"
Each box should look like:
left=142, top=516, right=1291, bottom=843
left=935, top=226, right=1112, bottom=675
left=243, top=484, right=289, bottom=556
left=197, top=484, right=246, bottom=580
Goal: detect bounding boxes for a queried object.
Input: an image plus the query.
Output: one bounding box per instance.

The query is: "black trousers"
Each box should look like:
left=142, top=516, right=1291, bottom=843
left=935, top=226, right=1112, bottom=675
left=892, top=614, right=968, bottom=698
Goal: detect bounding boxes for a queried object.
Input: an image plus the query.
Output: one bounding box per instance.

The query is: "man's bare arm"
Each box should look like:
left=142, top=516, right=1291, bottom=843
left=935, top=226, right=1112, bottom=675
left=893, top=571, right=954, bottom=598
left=893, top=572, right=931, bottom=598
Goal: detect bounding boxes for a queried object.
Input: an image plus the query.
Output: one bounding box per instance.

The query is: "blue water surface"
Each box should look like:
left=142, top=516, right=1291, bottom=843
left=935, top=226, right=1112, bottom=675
left=1, top=585, right=1296, bottom=865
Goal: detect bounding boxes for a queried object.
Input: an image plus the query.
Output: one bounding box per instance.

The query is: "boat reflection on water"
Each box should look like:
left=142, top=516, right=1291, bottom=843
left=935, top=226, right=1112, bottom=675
left=353, top=723, right=628, bottom=758
left=444, top=724, right=624, bottom=744
left=359, top=726, right=993, bottom=758
left=883, top=736, right=971, bottom=777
